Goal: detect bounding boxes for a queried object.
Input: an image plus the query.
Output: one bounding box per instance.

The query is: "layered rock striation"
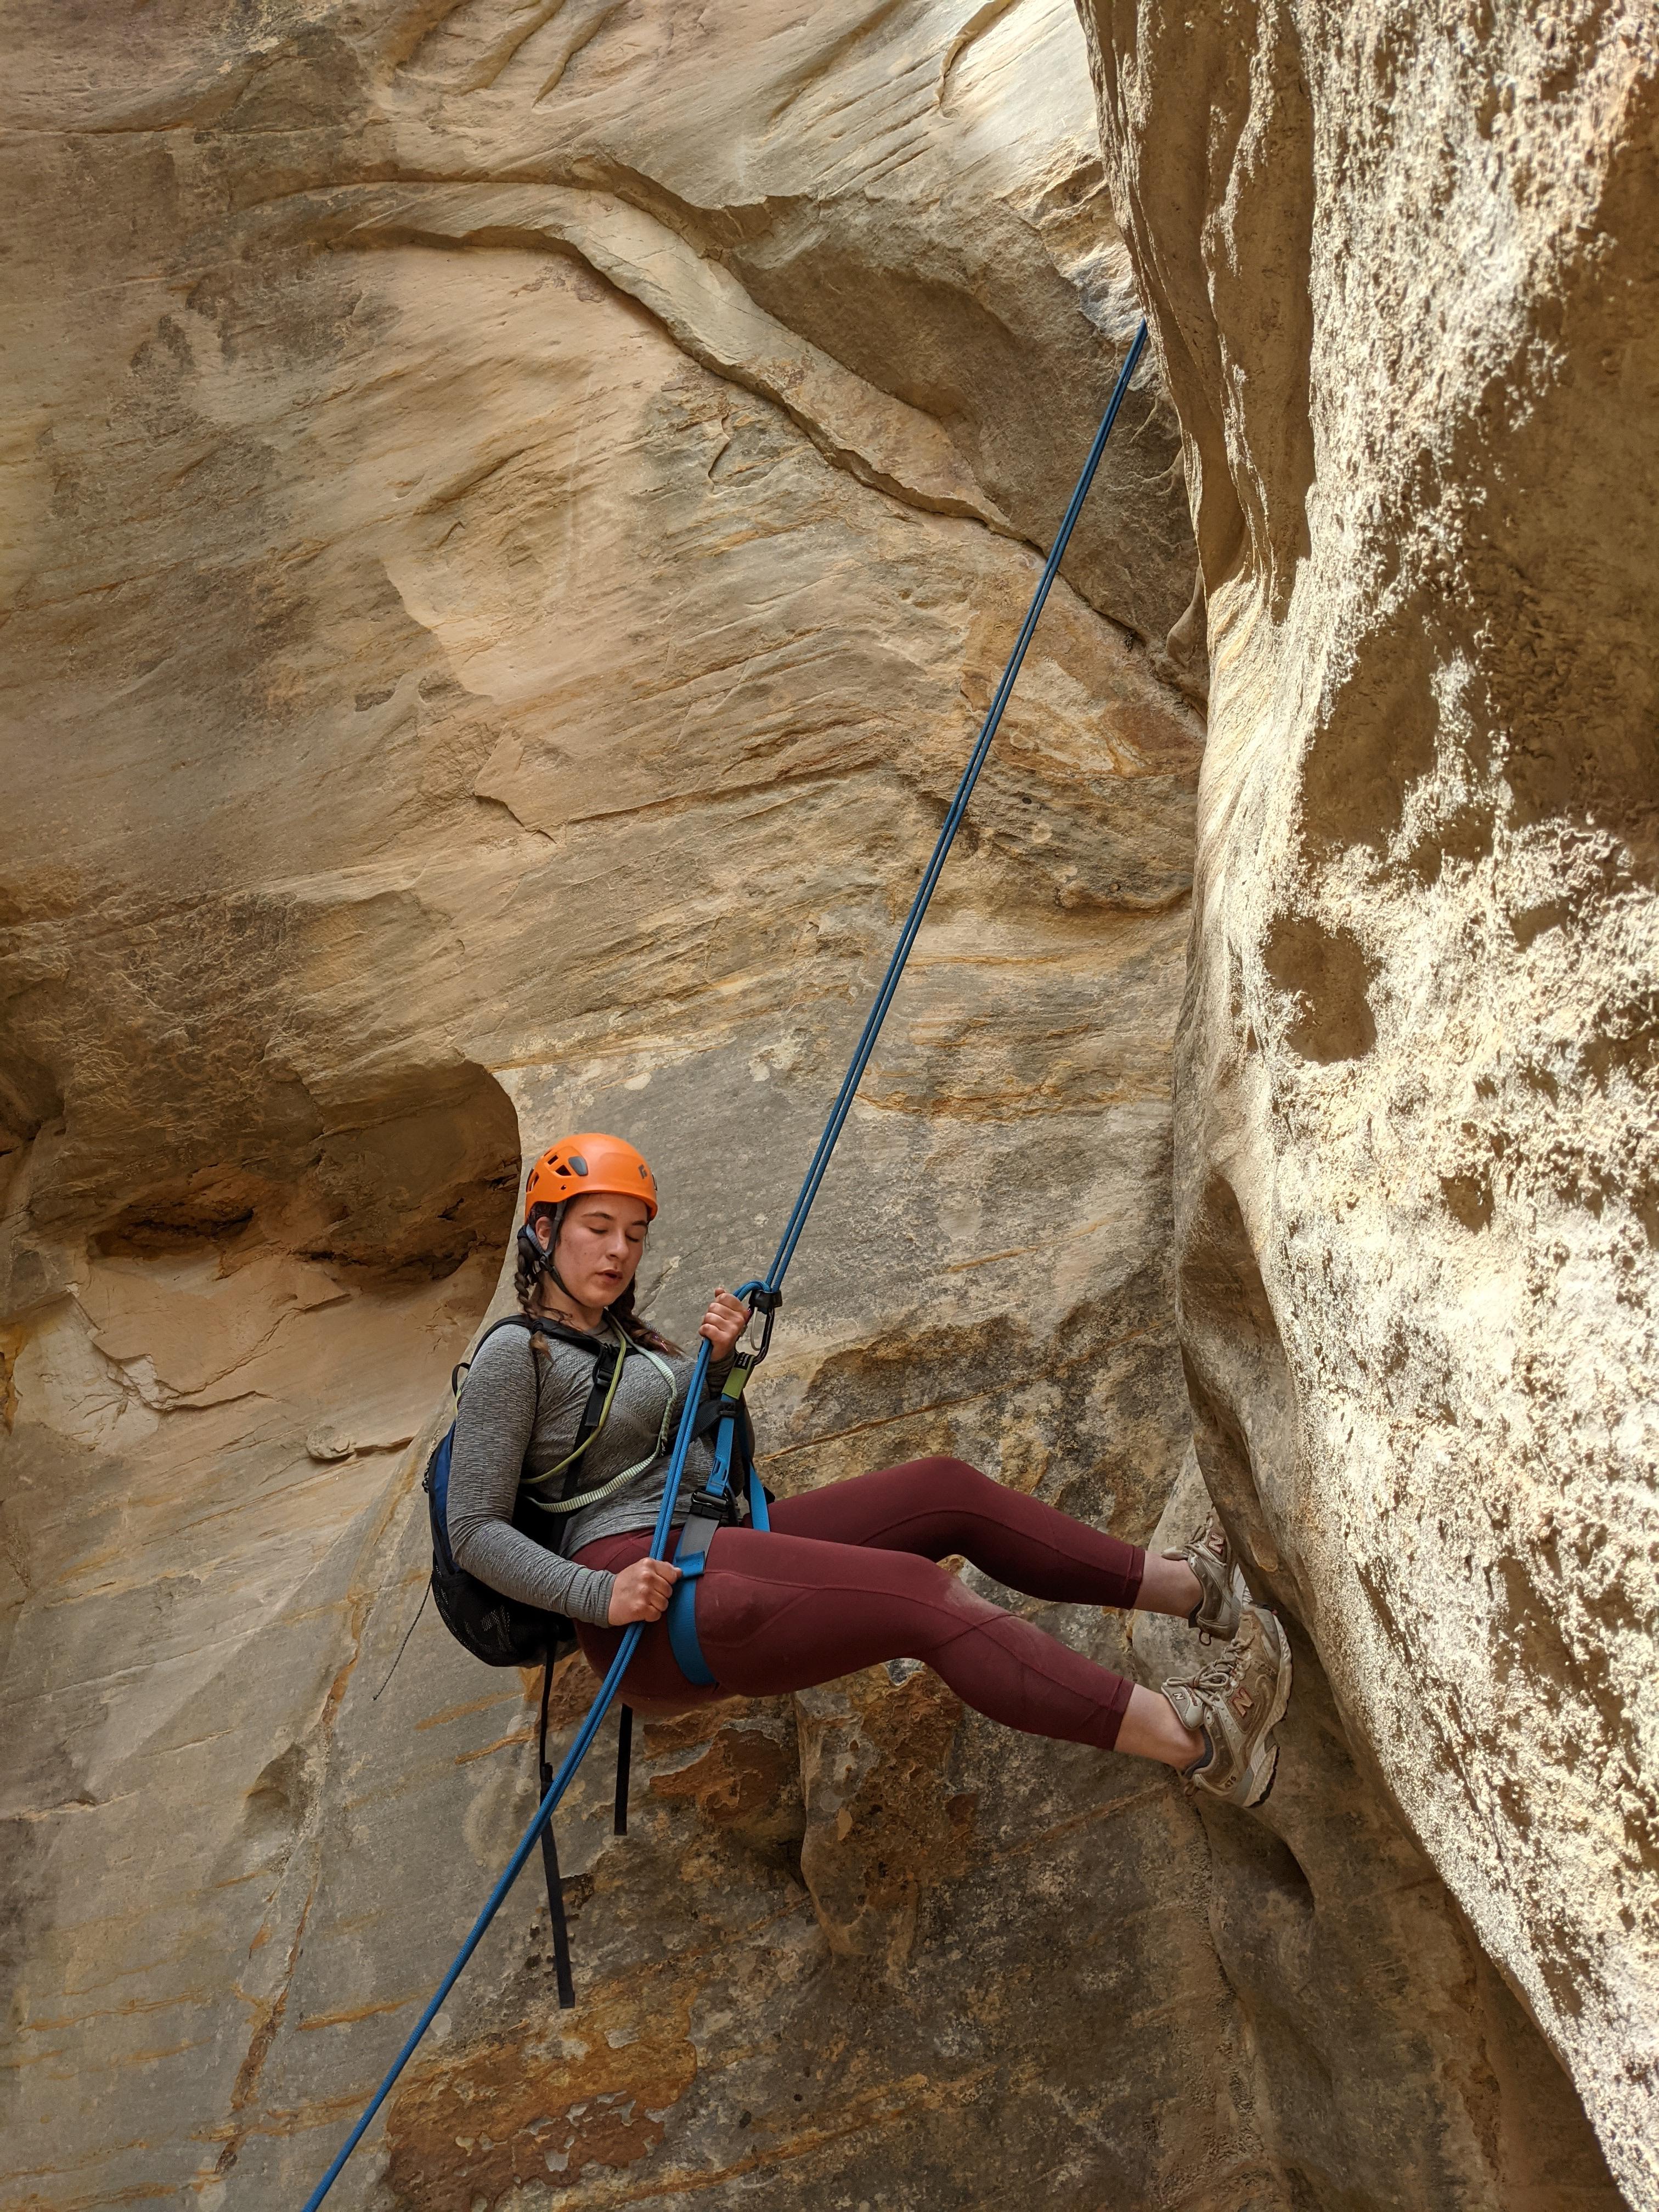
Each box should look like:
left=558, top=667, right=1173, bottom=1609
left=0, top=4, right=1205, bottom=2203
left=0, top=0, right=1640, bottom=2207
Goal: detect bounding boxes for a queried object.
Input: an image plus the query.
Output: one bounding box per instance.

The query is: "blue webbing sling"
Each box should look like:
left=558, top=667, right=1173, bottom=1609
left=299, top=321, right=1147, bottom=2210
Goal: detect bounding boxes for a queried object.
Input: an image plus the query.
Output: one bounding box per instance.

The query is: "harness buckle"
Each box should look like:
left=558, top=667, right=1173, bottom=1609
left=687, top=1485, right=740, bottom=1526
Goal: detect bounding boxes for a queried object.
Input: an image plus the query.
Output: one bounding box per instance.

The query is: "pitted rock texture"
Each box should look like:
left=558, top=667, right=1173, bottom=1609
left=0, top=2, right=1627, bottom=2209
left=1080, top=0, right=1659, bottom=2199
left=1130, top=1454, right=1623, bottom=2212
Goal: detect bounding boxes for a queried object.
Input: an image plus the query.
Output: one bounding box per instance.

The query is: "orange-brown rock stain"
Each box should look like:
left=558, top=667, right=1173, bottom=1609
left=382, top=1973, right=699, bottom=2210
left=0, top=1323, right=20, bottom=1428
left=798, top=1664, right=975, bottom=1963
left=650, top=1727, right=791, bottom=1826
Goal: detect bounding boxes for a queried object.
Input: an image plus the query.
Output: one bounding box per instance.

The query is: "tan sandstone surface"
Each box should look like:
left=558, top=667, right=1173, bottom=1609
left=0, top=2, right=1633, bottom=2208
left=1079, top=0, right=1659, bottom=2203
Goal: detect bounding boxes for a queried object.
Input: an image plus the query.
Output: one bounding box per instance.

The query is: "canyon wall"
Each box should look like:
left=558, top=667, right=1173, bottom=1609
left=1079, top=0, right=1659, bottom=2202
left=0, top=1, right=1633, bottom=2207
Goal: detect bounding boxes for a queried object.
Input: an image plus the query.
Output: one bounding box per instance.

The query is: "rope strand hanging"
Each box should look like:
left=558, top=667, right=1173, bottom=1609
left=299, top=319, right=1148, bottom=2212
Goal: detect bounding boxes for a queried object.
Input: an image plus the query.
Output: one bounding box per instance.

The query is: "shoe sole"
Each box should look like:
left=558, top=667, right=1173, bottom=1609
left=1247, top=1743, right=1280, bottom=1807
left=1237, top=1612, right=1294, bottom=1809
left=1177, top=1548, right=1249, bottom=1643
left=1209, top=1566, right=1250, bottom=1645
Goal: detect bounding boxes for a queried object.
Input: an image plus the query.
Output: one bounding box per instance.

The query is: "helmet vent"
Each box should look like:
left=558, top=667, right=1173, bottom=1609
left=523, top=1136, right=656, bottom=1225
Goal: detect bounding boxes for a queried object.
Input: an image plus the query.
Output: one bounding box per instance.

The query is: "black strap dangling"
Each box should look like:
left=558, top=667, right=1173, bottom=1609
left=613, top=1705, right=633, bottom=1837
left=537, top=1655, right=575, bottom=2010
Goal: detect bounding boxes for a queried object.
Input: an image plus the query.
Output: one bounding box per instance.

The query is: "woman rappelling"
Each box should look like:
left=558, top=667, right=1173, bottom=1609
left=444, top=1131, right=1293, bottom=1809
left=306, top=332, right=1259, bottom=2211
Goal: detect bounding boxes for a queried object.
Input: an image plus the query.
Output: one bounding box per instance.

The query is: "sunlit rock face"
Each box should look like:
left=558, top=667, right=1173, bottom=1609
left=0, top=3, right=1202, bottom=2203
left=0, top=2, right=1627, bottom=2209
left=1079, top=0, right=1659, bottom=2200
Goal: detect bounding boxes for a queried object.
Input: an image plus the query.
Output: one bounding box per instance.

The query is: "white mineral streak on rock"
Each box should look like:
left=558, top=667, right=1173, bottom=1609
left=1080, top=0, right=1659, bottom=2198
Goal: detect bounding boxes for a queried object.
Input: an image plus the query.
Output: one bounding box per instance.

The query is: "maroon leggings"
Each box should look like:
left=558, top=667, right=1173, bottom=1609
left=574, top=1457, right=1144, bottom=1752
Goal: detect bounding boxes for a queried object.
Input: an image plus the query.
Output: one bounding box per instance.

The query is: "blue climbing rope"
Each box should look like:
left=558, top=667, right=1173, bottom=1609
left=761, top=321, right=1149, bottom=1297
left=298, top=319, right=1148, bottom=2210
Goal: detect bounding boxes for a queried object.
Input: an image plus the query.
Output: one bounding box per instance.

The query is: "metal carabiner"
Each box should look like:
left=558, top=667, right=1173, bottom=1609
left=734, top=1278, right=781, bottom=1364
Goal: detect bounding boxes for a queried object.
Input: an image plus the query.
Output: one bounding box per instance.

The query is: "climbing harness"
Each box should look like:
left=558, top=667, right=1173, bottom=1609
left=300, top=320, right=1148, bottom=2211
left=667, top=1290, right=777, bottom=1685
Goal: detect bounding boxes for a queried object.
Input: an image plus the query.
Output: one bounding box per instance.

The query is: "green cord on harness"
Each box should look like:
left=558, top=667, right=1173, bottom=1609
left=517, top=1323, right=678, bottom=1516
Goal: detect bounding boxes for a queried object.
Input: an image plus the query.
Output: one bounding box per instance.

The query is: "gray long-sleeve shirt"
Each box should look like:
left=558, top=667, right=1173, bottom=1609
left=445, top=1317, right=729, bottom=1627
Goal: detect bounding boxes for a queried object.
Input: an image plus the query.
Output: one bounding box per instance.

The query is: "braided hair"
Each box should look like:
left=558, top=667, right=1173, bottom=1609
left=517, top=1200, right=680, bottom=1356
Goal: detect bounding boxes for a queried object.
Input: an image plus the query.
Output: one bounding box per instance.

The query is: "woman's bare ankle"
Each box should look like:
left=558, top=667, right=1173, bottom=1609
left=1115, top=1684, right=1206, bottom=1769
left=1132, top=1552, right=1204, bottom=1622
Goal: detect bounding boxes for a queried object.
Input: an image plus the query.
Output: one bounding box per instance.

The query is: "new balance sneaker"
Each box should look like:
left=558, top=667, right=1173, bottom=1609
left=1161, top=1604, right=1292, bottom=1808
left=1161, top=1513, right=1249, bottom=1643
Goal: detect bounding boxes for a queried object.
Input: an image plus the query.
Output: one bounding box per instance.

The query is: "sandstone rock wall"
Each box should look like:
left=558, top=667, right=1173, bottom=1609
left=0, top=1, right=1633, bottom=2206
left=1079, top=0, right=1659, bottom=2200
left=0, top=5, right=1205, bottom=2202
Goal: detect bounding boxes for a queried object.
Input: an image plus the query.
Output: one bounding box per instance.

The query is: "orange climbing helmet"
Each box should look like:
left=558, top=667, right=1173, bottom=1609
left=523, top=1132, right=659, bottom=1222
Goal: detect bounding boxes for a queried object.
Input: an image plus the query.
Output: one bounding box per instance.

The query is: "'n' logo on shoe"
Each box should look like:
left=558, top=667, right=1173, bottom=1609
left=1160, top=1599, right=1292, bottom=1811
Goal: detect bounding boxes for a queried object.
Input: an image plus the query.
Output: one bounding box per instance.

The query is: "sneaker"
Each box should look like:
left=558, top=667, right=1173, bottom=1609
left=1161, top=1604, right=1293, bottom=1808
left=1161, top=1513, right=1248, bottom=1643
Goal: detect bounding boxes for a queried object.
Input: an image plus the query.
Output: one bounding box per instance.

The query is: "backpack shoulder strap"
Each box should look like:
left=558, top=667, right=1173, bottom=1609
left=558, top=1331, right=626, bottom=1499
left=466, top=1314, right=632, bottom=1500
left=449, top=1311, right=548, bottom=1401
left=451, top=1311, right=651, bottom=1508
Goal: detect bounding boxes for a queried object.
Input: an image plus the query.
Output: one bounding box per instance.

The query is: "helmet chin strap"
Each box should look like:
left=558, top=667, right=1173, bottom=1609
left=522, top=1202, right=592, bottom=1317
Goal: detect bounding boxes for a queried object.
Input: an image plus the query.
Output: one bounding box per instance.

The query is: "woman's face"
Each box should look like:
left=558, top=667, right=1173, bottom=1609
left=539, top=1192, right=651, bottom=1309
